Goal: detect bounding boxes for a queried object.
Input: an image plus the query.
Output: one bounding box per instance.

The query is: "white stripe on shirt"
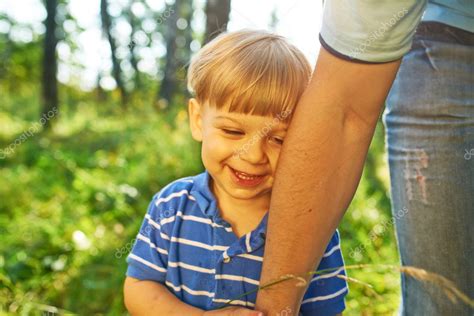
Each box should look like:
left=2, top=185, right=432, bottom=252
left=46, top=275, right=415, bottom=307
left=236, top=253, right=263, bottom=262
left=136, top=233, right=168, bottom=255
left=145, top=214, right=161, bottom=230
left=147, top=211, right=233, bottom=233
left=169, top=236, right=229, bottom=251
left=128, top=253, right=166, bottom=273
left=181, top=212, right=233, bottom=232
left=311, top=267, right=345, bottom=282
left=212, top=298, right=255, bottom=307
left=168, top=261, right=216, bottom=274
left=155, top=190, right=196, bottom=207
left=165, top=281, right=215, bottom=297
left=301, top=287, right=348, bottom=304
left=235, top=245, right=338, bottom=263
left=215, top=274, right=259, bottom=285
left=245, top=233, right=252, bottom=253
left=323, top=244, right=340, bottom=257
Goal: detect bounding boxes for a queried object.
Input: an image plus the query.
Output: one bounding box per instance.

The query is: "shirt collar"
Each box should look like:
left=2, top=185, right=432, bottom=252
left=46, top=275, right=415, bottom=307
left=190, top=170, right=268, bottom=251
left=227, top=213, right=268, bottom=256
left=189, top=170, right=220, bottom=218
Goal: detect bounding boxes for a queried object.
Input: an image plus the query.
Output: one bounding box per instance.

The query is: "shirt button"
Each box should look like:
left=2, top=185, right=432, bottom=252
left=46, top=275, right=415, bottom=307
left=223, top=256, right=231, bottom=263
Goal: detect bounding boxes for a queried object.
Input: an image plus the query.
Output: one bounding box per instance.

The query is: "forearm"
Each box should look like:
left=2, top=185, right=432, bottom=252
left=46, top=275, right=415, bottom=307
left=255, top=47, right=401, bottom=315
left=124, top=277, right=204, bottom=316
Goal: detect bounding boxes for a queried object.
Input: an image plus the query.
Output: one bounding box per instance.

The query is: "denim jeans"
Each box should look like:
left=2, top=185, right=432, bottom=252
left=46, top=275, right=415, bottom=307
left=383, top=22, right=474, bottom=315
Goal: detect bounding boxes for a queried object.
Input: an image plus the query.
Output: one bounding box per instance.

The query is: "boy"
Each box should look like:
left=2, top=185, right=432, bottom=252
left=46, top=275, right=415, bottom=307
left=124, top=30, right=348, bottom=316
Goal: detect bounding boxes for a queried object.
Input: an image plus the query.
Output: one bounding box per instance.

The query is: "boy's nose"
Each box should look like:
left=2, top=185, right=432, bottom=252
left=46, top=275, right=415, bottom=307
left=238, top=138, right=267, bottom=164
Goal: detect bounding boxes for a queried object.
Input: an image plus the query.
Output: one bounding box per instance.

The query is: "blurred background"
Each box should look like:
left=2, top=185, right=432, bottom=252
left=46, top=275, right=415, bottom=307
left=0, top=0, right=401, bottom=314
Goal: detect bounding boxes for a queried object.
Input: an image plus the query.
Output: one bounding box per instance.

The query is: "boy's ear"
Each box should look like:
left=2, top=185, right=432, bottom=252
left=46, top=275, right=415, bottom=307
left=188, top=98, right=203, bottom=142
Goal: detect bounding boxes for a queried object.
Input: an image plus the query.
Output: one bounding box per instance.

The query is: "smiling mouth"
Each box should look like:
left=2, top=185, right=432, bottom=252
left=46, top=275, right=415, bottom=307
left=230, top=167, right=266, bottom=178
left=229, top=166, right=266, bottom=187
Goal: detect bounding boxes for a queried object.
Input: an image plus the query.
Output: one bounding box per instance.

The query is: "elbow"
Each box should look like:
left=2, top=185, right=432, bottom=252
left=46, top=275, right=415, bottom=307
left=123, top=277, right=138, bottom=314
left=123, top=278, right=132, bottom=313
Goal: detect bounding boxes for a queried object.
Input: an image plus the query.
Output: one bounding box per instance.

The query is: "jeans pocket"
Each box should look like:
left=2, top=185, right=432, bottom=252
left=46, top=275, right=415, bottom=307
left=415, top=22, right=474, bottom=45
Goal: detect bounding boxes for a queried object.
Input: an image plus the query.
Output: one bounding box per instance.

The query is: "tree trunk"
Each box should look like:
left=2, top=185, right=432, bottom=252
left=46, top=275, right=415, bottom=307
left=157, top=1, right=180, bottom=108
left=100, top=0, right=127, bottom=107
left=96, top=71, right=107, bottom=102
left=127, top=6, right=141, bottom=91
left=204, top=0, right=231, bottom=44
left=41, top=0, right=59, bottom=130
left=176, top=0, right=193, bottom=95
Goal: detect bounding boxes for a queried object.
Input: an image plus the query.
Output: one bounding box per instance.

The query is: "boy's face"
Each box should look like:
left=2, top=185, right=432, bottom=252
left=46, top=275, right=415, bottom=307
left=188, top=98, right=289, bottom=203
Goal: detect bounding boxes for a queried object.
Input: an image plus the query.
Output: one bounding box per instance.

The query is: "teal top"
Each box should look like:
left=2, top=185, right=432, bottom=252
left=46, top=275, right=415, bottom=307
left=320, top=0, right=474, bottom=62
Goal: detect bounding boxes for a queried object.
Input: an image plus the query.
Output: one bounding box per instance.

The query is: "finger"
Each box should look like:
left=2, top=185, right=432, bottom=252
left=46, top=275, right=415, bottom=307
left=232, top=309, right=263, bottom=316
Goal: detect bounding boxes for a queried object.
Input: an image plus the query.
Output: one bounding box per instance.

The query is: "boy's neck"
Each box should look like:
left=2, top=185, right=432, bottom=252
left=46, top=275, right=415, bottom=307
left=209, top=177, right=269, bottom=238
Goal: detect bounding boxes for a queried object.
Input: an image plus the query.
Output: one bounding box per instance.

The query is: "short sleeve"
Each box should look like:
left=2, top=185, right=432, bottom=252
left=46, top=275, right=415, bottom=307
left=300, top=229, right=349, bottom=315
left=320, top=0, right=428, bottom=62
left=125, top=193, right=171, bottom=283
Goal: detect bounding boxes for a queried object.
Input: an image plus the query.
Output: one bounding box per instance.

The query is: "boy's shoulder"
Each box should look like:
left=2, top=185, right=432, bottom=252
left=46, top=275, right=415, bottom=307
left=149, top=171, right=207, bottom=213
left=154, top=174, right=196, bottom=198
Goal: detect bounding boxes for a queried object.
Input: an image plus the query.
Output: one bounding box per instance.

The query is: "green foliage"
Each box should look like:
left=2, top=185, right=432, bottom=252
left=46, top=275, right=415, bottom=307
left=0, top=89, right=400, bottom=315
left=339, top=122, right=401, bottom=315
left=0, top=89, right=202, bottom=315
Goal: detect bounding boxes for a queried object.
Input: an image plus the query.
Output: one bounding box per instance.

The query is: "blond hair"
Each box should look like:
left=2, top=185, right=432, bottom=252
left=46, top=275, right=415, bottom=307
left=187, top=29, right=311, bottom=122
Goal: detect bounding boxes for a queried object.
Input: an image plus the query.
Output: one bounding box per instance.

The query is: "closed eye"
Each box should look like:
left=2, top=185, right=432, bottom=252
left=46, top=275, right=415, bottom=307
left=271, top=136, right=284, bottom=145
left=222, top=129, right=244, bottom=135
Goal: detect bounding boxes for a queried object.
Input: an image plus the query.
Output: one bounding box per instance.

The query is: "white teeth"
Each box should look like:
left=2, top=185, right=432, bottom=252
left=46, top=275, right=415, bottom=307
left=237, top=173, right=255, bottom=180
left=234, top=169, right=261, bottom=180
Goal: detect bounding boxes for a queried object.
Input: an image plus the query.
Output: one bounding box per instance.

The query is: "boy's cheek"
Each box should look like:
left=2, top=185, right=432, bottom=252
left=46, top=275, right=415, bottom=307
left=202, top=138, right=237, bottom=159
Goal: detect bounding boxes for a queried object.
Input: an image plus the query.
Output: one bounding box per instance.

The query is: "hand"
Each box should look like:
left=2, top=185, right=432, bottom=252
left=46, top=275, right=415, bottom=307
left=202, top=306, right=264, bottom=316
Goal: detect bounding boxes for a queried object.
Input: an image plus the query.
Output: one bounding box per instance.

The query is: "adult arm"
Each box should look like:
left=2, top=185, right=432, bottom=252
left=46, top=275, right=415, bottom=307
left=254, top=46, right=402, bottom=315
left=254, top=0, right=429, bottom=313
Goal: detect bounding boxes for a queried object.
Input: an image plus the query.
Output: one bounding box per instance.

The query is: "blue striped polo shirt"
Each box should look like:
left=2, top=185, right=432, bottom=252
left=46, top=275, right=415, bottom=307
left=126, top=170, right=349, bottom=315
